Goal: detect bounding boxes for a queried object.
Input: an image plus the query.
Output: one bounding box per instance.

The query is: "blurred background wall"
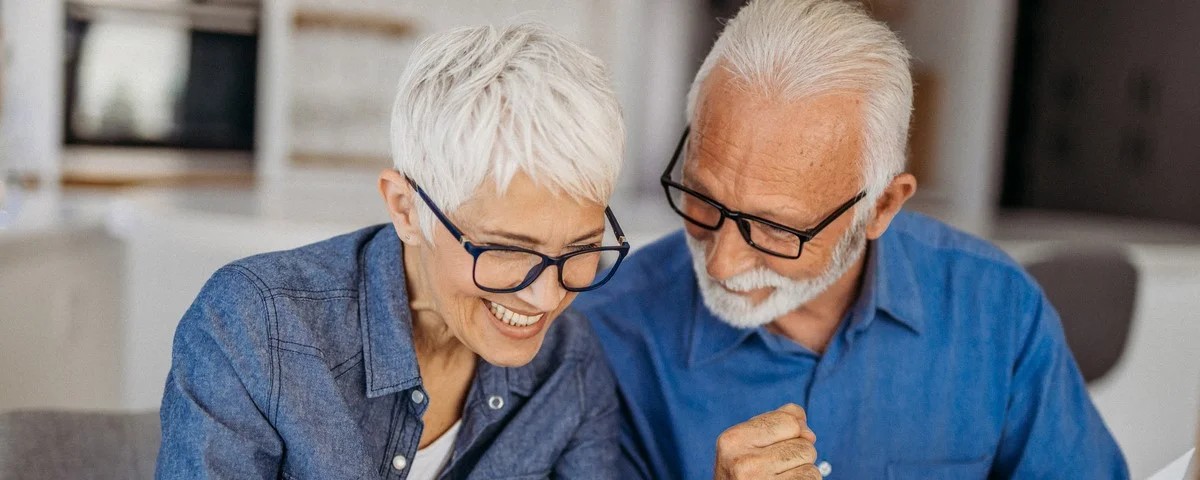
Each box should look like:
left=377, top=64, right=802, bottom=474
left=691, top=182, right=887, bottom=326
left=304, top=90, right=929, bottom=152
left=1, top=0, right=1198, bottom=477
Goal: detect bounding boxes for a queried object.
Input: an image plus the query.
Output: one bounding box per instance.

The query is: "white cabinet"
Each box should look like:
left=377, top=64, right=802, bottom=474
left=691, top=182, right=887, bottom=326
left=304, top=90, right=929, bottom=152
left=0, top=226, right=124, bottom=411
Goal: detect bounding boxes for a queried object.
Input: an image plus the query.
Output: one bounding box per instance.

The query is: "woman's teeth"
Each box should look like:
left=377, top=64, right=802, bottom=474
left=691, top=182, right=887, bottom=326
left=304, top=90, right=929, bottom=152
left=489, top=301, right=544, bottom=327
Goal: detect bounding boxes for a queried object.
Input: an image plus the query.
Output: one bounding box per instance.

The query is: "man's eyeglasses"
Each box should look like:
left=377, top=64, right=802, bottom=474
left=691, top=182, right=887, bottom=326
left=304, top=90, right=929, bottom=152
left=660, top=126, right=866, bottom=259
left=406, top=176, right=630, bottom=293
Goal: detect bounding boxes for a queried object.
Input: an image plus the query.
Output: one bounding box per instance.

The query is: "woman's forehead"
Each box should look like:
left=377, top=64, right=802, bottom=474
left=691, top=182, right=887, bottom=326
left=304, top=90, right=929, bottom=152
left=453, top=173, right=607, bottom=244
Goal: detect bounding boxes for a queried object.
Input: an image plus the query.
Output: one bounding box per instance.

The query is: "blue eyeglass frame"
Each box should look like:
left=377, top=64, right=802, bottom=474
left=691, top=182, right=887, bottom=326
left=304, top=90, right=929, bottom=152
left=405, top=176, right=631, bottom=293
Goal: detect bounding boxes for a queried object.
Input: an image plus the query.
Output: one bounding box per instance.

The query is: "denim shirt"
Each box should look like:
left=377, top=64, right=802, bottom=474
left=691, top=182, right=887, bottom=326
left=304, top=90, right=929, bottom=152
left=573, top=211, right=1128, bottom=479
left=157, top=225, right=619, bottom=479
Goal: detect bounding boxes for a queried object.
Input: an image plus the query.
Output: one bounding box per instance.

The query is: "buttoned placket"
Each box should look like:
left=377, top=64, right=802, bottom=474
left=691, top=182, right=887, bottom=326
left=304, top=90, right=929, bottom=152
left=382, top=385, right=429, bottom=479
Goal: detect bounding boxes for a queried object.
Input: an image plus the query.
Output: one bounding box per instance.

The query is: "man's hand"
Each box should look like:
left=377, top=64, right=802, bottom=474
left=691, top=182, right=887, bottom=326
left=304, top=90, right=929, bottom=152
left=714, top=404, right=821, bottom=480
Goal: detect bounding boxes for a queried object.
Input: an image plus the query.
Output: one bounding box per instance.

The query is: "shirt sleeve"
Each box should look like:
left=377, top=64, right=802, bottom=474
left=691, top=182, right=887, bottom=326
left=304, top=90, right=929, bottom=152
left=614, top=406, right=657, bottom=480
left=156, top=266, right=284, bottom=479
left=991, top=289, right=1130, bottom=479
left=552, top=339, right=622, bottom=479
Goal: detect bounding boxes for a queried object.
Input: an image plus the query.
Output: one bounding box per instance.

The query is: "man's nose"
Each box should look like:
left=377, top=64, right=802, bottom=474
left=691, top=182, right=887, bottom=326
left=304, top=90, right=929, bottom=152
left=703, top=221, right=759, bottom=280
left=514, top=266, right=567, bottom=313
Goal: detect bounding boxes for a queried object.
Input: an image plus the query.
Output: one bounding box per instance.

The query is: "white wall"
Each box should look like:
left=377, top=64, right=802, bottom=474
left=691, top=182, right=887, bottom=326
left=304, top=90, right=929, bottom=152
left=256, top=0, right=658, bottom=188
left=891, top=0, right=1017, bottom=236
left=0, top=0, right=63, bottom=181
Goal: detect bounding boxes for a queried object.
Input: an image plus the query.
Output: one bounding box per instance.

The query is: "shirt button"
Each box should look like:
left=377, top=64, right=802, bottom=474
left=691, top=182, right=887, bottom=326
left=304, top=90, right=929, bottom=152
left=410, top=389, right=426, bottom=404
left=817, top=460, right=832, bottom=477
left=391, top=455, right=407, bottom=471
left=487, top=395, right=504, bottom=410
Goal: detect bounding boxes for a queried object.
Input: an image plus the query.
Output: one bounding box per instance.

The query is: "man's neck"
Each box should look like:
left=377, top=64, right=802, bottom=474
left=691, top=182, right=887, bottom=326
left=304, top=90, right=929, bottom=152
left=766, top=253, right=868, bottom=355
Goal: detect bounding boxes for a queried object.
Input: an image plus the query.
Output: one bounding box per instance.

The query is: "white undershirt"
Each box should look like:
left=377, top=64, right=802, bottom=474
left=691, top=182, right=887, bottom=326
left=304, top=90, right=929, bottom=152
left=407, top=420, right=462, bottom=480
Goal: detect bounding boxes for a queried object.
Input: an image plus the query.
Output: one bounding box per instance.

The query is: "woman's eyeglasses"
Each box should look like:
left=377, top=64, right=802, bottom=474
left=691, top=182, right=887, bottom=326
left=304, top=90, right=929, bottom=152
left=406, top=176, right=631, bottom=293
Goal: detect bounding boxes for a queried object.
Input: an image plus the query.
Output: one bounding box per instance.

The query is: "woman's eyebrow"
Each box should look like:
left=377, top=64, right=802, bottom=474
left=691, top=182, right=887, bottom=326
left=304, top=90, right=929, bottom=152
left=567, top=227, right=606, bottom=245
left=475, top=227, right=606, bottom=248
left=476, top=230, right=542, bottom=246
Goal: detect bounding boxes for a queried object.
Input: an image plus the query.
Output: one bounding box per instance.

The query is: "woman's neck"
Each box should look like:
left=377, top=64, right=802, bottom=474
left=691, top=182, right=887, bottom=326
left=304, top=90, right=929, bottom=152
left=402, top=242, right=477, bottom=448
left=403, top=245, right=471, bottom=361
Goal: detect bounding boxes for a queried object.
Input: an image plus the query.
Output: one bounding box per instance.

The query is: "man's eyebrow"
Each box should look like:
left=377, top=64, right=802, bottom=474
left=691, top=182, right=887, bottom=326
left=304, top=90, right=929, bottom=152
left=683, top=166, right=810, bottom=227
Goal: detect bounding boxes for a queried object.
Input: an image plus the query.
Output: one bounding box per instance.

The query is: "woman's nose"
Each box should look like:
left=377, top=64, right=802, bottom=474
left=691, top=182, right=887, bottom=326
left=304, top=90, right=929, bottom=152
left=515, top=266, right=568, bottom=312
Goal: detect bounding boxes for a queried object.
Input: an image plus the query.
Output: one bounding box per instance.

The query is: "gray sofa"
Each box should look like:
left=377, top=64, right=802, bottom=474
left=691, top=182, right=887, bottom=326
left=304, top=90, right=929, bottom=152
left=0, top=410, right=160, bottom=480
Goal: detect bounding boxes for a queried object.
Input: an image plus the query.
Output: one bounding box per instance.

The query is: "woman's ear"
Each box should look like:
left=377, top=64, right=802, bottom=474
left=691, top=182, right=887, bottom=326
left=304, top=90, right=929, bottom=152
left=378, top=169, right=425, bottom=246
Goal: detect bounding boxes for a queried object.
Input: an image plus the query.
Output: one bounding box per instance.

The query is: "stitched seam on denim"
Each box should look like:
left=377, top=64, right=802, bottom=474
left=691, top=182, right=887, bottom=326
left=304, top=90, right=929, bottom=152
left=230, top=264, right=284, bottom=423
left=397, top=402, right=421, bottom=479
left=378, top=396, right=403, bottom=476
left=273, top=344, right=324, bottom=360
left=222, top=265, right=280, bottom=423
left=270, top=292, right=358, bottom=301
left=331, top=351, right=363, bottom=378
left=272, top=287, right=358, bottom=295
left=330, top=350, right=362, bottom=371
left=372, top=377, right=421, bottom=394
left=333, top=356, right=364, bottom=380
left=360, top=254, right=374, bottom=395
left=275, top=339, right=324, bottom=355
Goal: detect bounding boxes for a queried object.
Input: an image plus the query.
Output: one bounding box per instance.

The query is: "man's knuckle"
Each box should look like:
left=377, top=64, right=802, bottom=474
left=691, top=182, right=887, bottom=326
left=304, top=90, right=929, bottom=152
left=793, top=464, right=822, bottom=480
left=783, top=414, right=804, bottom=435
left=717, top=427, right=741, bottom=447
left=797, top=441, right=817, bottom=462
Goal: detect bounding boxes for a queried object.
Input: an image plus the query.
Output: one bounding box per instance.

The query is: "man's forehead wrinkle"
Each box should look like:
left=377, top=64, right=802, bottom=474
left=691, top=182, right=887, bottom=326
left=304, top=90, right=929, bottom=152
left=693, top=127, right=811, bottom=177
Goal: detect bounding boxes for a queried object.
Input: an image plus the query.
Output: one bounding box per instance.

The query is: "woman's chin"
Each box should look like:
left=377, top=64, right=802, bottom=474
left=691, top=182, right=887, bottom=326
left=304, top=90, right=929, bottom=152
left=476, top=337, right=546, bottom=367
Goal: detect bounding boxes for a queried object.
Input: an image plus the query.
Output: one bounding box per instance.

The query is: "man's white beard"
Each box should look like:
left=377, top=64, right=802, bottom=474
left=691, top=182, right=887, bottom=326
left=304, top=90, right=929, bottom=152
left=686, top=216, right=868, bottom=329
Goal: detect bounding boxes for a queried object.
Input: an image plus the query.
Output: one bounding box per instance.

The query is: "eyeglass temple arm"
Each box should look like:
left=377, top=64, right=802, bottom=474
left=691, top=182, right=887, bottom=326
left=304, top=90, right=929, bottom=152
left=807, top=191, right=868, bottom=234
left=605, top=207, right=629, bottom=245
left=662, top=126, right=691, bottom=181
left=409, top=173, right=629, bottom=249
left=405, top=176, right=469, bottom=246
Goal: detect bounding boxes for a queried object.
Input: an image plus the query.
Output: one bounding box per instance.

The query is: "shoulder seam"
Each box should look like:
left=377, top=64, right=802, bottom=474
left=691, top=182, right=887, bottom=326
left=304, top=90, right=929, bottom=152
left=220, top=263, right=283, bottom=423
left=889, top=225, right=1025, bottom=275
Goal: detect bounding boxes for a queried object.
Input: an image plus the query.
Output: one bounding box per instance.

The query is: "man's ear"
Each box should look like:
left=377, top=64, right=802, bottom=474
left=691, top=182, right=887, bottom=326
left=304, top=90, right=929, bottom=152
left=865, top=173, right=917, bottom=240
left=378, top=169, right=425, bottom=246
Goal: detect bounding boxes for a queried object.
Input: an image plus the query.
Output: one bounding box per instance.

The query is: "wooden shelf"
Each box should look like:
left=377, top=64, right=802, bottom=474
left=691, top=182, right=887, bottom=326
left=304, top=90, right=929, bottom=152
left=292, top=9, right=415, bottom=39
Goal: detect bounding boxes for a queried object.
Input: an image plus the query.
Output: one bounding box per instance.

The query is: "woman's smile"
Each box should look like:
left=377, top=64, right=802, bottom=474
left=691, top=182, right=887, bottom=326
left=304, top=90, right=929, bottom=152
left=483, top=299, right=549, bottom=340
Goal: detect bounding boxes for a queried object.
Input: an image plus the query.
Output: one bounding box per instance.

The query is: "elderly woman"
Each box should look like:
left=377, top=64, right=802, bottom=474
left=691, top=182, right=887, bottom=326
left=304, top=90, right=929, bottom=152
left=157, top=23, right=628, bottom=479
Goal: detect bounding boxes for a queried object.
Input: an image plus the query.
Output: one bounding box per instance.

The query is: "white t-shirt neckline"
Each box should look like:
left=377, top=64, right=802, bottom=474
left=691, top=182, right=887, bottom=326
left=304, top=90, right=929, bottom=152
left=407, top=419, right=463, bottom=480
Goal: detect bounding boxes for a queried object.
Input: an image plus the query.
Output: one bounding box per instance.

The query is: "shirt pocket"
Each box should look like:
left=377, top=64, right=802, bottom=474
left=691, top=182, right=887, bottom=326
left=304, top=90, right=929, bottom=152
left=887, top=457, right=991, bottom=480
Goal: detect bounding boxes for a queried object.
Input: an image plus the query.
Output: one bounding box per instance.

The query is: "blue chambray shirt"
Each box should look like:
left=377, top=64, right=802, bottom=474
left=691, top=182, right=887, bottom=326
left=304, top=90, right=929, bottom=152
left=572, top=211, right=1129, bottom=479
left=157, top=225, right=619, bottom=479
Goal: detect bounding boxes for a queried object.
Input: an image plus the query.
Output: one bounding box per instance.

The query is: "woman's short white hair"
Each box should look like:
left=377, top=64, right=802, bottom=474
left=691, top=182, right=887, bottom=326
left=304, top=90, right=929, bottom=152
left=686, top=0, right=912, bottom=207
left=391, top=23, right=624, bottom=239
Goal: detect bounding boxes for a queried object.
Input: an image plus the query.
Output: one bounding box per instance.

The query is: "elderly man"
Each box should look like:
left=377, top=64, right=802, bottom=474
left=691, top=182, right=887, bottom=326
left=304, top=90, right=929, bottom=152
left=573, top=0, right=1128, bottom=478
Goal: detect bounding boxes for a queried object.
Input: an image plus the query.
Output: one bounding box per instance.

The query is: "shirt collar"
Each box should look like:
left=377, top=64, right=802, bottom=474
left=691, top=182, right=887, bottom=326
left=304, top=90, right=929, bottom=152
left=687, top=294, right=759, bottom=368
left=860, top=231, right=925, bottom=335
left=686, top=230, right=924, bottom=366
left=359, top=226, right=423, bottom=398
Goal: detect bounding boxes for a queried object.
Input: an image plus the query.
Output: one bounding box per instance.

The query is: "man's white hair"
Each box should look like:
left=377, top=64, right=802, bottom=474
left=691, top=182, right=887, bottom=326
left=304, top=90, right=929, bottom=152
left=686, top=0, right=912, bottom=205
left=391, top=23, right=624, bottom=239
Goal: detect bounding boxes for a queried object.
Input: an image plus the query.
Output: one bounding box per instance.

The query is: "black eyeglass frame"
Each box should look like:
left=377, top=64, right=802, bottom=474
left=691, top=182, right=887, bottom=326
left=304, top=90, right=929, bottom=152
left=406, top=176, right=631, bottom=293
left=659, top=126, right=867, bottom=259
